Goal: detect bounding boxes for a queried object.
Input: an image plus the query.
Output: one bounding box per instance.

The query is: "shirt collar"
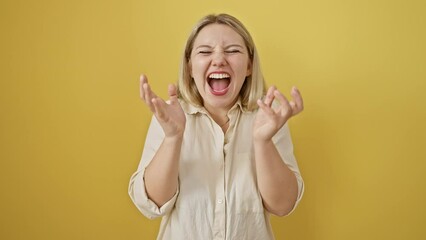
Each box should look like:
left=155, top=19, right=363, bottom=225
left=179, top=98, right=246, bottom=115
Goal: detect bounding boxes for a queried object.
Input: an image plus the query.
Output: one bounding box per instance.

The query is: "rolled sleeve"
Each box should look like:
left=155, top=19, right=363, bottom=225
left=128, top=168, right=179, bottom=219
left=272, top=123, right=305, bottom=215
left=128, top=116, right=179, bottom=219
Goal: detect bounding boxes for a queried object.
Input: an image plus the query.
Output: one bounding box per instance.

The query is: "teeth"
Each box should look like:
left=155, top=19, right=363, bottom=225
left=208, top=73, right=230, bottom=79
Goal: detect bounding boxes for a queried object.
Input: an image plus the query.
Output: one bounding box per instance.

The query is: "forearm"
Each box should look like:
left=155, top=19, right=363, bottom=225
left=144, top=135, right=182, bottom=207
left=254, top=139, right=298, bottom=216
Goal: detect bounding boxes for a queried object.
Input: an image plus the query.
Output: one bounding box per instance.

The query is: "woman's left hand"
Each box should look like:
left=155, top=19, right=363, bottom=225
left=253, top=86, right=304, bottom=141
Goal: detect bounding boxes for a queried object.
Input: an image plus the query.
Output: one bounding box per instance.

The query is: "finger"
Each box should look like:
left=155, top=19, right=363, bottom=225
left=290, top=86, right=304, bottom=115
left=263, top=86, right=276, bottom=107
left=257, top=99, right=275, bottom=115
left=152, top=97, right=168, bottom=120
left=273, top=90, right=292, bottom=117
left=143, top=83, right=157, bottom=112
left=139, top=74, right=148, bottom=100
left=140, top=74, right=154, bottom=102
left=168, top=84, right=178, bottom=104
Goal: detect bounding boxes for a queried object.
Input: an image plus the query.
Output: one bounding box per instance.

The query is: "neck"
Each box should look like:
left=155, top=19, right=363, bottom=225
left=204, top=106, right=229, bottom=127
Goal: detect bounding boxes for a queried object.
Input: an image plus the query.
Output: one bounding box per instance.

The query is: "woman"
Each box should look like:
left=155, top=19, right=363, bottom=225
left=129, top=13, right=304, bottom=240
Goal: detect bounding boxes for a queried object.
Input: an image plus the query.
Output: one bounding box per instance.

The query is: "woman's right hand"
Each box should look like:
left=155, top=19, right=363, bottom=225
left=140, top=74, right=186, bottom=138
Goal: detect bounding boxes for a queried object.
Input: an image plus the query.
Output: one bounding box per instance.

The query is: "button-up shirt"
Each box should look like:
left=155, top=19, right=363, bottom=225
left=129, top=99, right=304, bottom=240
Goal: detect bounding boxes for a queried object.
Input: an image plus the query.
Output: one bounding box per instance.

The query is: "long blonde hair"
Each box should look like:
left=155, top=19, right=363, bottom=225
left=177, top=13, right=266, bottom=111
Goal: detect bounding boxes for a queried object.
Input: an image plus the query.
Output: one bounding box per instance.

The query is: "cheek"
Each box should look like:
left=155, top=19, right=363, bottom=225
left=237, top=62, right=250, bottom=76
left=190, top=58, right=207, bottom=75
left=230, top=57, right=250, bottom=74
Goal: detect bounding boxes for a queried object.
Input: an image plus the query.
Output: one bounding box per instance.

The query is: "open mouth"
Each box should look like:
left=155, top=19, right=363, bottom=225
left=207, top=73, right=231, bottom=96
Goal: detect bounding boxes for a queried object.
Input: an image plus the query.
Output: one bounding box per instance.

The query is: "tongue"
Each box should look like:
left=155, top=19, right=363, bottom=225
left=210, top=79, right=230, bottom=91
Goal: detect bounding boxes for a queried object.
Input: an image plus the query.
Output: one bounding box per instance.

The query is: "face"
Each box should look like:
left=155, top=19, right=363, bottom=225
left=189, top=23, right=252, bottom=113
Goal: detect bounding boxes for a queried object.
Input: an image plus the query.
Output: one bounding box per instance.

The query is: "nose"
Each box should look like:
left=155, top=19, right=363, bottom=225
left=211, top=51, right=227, bottom=67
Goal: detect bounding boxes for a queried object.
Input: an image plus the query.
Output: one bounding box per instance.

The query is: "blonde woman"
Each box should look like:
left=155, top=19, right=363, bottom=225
left=129, top=13, right=304, bottom=240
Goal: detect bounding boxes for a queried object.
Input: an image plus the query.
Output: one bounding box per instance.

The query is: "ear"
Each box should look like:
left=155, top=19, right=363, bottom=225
left=246, top=60, right=252, bottom=77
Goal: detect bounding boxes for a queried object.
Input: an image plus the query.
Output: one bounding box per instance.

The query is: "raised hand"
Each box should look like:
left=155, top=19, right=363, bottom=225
left=253, top=86, right=304, bottom=141
left=140, top=74, right=186, bottom=138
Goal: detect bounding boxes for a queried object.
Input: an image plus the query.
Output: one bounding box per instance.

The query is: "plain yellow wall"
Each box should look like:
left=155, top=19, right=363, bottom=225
left=1, top=0, right=425, bottom=239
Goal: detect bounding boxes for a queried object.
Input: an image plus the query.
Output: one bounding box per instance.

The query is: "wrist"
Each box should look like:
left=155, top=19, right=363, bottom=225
left=253, top=137, right=273, bottom=145
left=164, top=134, right=184, bottom=142
left=252, top=129, right=275, bottom=144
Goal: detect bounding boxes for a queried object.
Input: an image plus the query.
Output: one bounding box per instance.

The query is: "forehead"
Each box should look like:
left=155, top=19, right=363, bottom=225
left=193, top=23, right=245, bottom=46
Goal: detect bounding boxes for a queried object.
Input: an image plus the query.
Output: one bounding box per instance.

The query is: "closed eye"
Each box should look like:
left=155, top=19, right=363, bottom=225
left=225, top=49, right=241, bottom=54
left=198, top=51, right=212, bottom=54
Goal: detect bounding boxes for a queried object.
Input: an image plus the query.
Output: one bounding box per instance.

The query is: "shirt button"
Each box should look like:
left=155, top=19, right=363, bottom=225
left=217, top=199, right=223, bottom=204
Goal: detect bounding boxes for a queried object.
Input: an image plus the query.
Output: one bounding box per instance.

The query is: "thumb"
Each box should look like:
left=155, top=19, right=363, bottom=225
left=168, top=84, right=178, bottom=103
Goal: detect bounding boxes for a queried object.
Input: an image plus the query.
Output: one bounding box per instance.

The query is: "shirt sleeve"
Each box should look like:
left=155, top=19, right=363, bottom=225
left=272, top=122, right=305, bottom=216
left=128, top=115, right=179, bottom=219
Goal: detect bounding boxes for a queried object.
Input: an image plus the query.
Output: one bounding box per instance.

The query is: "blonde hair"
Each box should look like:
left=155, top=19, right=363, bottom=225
left=177, top=13, right=266, bottom=111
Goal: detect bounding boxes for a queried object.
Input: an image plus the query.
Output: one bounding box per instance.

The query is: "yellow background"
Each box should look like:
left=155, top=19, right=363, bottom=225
left=1, top=0, right=425, bottom=239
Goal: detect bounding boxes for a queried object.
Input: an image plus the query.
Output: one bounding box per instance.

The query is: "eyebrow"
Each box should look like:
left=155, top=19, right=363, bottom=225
left=194, top=44, right=245, bottom=50
left=194, top=45, right=213, bottom=50
left=225, top=44, right=244, bottom=49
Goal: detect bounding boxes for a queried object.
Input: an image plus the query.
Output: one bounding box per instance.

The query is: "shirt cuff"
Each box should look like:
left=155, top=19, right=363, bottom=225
left=284, top=175, right=304, bottom=216
left=128, top=168, right=179, bottom=219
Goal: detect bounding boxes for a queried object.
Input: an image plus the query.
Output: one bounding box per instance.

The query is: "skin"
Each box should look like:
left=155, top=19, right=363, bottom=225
left=189, top=24, right=251, bottom=126
left=253, top=85, right=304, bottom=216
left=139, top=23, right=304, bottom=216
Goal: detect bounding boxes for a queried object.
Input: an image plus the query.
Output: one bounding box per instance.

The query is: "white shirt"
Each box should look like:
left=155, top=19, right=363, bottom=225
left=129, top=100, right=304, bottom=240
